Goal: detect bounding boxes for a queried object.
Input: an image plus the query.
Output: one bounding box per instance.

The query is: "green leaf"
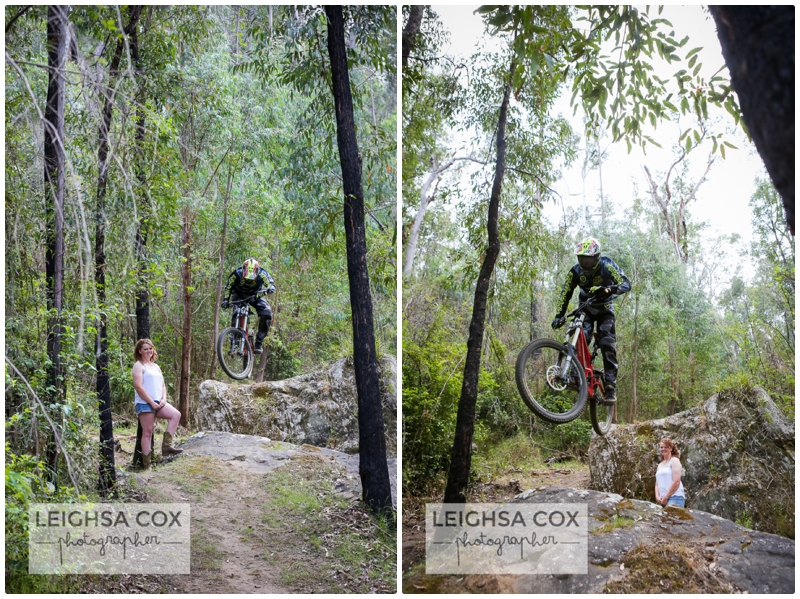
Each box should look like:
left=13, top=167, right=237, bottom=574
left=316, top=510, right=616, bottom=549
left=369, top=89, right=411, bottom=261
left=685, top=46, right=702, bottom=59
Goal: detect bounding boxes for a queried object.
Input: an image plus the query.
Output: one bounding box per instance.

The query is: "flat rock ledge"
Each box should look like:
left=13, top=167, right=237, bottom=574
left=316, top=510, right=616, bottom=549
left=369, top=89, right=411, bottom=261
left=178, top=431, right=397, bottom=508
left=511, top=486, right=794, bottom=594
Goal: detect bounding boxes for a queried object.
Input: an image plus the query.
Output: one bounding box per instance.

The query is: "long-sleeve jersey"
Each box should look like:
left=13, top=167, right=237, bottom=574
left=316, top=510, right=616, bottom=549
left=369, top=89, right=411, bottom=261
left=224, top=266, right=274, bottom=299
left=555, top=256, right=631, bottom=317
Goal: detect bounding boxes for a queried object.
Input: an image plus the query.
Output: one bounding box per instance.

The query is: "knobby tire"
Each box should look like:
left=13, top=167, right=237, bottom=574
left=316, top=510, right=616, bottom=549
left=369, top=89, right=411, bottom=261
left=515, top=338, right=588, bottom=424
left=217, top=327, right=253, bottom=380
left=589, top=374, right=614, bottom=436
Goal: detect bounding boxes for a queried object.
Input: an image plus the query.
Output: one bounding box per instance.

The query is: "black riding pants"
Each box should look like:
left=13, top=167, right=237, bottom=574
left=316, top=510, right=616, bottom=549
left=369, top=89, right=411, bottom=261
left=581, top=309, right=618, bottom=387
left=231, top=292, right=272, bottom=343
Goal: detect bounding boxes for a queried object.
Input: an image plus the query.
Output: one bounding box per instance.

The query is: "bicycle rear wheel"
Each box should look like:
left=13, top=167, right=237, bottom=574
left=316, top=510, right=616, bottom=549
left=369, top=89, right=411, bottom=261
left=217, top=327, right=254, bottom=380
left=515, top=338, right=588, bottom=424
left=589, top=372, right=614, bottom=436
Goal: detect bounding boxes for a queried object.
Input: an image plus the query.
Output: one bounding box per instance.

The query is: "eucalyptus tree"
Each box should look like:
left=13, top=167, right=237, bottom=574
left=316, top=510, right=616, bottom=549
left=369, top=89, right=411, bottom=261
left=401, top=6, right=464, bottom=278
left=93, top=4, right=142, bottom=497
left=443, top=5, right=578, bottom=503
left=232, top=5, right=396, bottom=514
left=43, top=4, right=69, bottom=482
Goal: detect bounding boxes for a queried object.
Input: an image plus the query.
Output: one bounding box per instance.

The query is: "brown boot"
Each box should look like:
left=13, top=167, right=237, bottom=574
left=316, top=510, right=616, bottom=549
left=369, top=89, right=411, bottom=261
left=142, top=452, right=151, bottom=471
left=162, top=432, right=183, bottom=456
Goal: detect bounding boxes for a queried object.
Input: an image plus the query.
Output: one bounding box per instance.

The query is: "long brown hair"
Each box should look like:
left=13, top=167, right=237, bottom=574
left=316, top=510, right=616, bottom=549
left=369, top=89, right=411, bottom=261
left=134, top=338, right=158, bottom=363
left=659, top=438, right=680, bottom=459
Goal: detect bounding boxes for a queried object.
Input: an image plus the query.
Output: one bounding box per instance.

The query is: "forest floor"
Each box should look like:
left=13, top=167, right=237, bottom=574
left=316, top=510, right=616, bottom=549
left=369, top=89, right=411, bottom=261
left=402, top=453, right=590, bottom=594
left=76, top=423, right=396, bottom=594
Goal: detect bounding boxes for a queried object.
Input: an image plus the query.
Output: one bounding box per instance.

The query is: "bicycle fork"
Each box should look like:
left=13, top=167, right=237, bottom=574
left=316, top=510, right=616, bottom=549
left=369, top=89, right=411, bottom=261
left=558, top=325, right=582, bottom=379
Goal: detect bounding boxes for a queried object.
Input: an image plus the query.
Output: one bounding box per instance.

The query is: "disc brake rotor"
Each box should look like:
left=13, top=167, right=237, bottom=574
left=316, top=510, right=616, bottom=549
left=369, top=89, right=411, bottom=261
left=546, top=365, right=567, bottom=391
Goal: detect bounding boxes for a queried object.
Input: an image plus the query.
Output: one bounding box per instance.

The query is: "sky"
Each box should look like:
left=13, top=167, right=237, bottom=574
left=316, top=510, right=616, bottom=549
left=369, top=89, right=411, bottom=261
left=428, top=5, right=770, bottom=270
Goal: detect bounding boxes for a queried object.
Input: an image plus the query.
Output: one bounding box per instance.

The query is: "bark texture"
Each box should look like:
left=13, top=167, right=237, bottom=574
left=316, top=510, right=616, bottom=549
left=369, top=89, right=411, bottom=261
left=402, top=5, right=424, bottom=70
left=44, top=4, right=68, bottom=481
left=325, top=5, right=392, bottom=515
left=709, top=6, right=795, bottom=235
left=444, top=64, right=513, bottom=503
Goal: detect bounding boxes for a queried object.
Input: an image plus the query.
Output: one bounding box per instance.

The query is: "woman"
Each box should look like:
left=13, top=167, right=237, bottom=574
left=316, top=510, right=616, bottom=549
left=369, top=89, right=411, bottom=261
left=655, top=438, right=685, bottom=507
left=132, top=339, right=183, bottom=470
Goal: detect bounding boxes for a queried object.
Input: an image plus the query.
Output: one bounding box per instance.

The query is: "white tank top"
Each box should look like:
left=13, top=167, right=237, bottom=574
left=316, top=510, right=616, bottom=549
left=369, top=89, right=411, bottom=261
left=656, top=461, right=685, bottom=498
left=134, top=362, right=163, bottom=405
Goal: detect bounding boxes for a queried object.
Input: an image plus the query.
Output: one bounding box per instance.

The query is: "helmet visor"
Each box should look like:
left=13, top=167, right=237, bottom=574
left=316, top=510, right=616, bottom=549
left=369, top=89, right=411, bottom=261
left=578, top=255, right=599, bottom=271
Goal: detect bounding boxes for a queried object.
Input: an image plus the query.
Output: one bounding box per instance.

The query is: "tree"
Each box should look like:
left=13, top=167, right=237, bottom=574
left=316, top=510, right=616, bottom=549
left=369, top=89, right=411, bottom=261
left=43, top=4, right=68, bottom=482
left=444, top=61, right=512, bottom=503
left=324, top=5, right=392, bottom=515
left=95, top=4, right=142, bottom=497
left=709, top=6, right=795, bottom=235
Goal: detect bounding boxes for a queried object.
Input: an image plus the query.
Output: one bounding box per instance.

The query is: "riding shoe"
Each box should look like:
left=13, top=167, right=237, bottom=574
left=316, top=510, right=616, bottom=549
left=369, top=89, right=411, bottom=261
left=603, top=385, right=617, bottom=405
left=254, top=341, right=263, bottom=354
left=162, top=432, right=184, bottom=456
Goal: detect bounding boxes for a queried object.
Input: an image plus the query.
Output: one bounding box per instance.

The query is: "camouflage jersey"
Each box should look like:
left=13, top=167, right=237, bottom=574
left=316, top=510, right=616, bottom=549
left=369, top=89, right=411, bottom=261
left=555, top=256, right=631, bottom=317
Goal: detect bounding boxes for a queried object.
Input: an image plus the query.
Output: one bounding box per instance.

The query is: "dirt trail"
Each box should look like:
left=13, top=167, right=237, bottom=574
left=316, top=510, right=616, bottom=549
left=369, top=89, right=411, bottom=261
left=113, top=430, right=396, bottom=594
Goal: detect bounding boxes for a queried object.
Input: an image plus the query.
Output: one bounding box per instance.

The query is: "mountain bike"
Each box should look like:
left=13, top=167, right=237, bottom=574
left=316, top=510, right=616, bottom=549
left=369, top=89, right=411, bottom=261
left=515, top=297, right=614, bottom=435
left=216, top=291, right=266, bottom=380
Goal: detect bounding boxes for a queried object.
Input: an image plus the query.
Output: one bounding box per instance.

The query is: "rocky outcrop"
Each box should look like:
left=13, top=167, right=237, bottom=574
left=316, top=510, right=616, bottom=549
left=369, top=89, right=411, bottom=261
left=512, top=486, right=794, bottom=594
left=194, top=356, right=397, bottom=456
left=589, top=387, right=794, bottom=538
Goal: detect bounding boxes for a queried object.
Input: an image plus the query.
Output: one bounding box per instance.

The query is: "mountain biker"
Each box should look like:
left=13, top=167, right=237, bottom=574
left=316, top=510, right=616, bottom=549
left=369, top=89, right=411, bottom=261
left=222, top=258, right=276, bottom=354
left=552, top=237, right=631, bottom=405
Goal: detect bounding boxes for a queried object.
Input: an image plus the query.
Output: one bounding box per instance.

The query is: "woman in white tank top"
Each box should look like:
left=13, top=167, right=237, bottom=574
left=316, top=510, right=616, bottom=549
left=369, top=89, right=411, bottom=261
left=655, top=438, right=685, bottom=508
left=132, top=339, right=183, bottom=470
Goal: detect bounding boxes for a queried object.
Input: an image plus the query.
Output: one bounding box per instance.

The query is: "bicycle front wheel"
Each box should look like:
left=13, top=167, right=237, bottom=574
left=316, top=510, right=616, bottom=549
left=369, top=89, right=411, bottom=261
left=217, top=327, right=254, bottom=380
left=515, top=338, right=588, bottom=424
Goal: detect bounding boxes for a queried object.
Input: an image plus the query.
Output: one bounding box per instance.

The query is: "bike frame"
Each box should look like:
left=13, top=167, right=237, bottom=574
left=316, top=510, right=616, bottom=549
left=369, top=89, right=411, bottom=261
left=563, top=311, right=603, bottom=399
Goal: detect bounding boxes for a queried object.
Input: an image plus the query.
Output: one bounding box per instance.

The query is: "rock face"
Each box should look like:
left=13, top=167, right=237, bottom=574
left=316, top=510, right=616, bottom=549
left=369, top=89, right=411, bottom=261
left=512, top=486, right=794, bottom=594
left=589, top=387, right=794, bottom=538
left=194, top=356, right=397, bottom=456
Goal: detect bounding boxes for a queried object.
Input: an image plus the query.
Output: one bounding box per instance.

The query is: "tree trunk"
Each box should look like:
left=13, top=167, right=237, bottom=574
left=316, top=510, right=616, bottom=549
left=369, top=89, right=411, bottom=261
left=631, top=293, right=639, bottom=421
left=44, top=4, right=68, bottom=483
left=444, top=61, right=513, bottom=504
left=130, top=8, right=148, bottom=470
left=402, top=5, right=424, bottom=70
left=709, top=6, right=795, bottom=235
left=325, top=6, right=392, bottom=515
left=94, top=6, right=142, bottom=497
left=95, top=6, right=142, bottom=496
left=178, top=206, right=192, bottom=427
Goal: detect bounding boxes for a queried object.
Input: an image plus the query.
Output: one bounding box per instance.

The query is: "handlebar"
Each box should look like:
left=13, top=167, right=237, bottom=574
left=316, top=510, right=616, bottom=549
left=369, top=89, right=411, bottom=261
left=223, top=288, right=269, bottom=308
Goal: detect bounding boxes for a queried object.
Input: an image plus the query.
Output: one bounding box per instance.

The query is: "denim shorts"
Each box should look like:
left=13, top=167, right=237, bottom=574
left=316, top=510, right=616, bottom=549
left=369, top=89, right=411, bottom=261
left=135, top=401, right=161, bottom=415
left=666, top=496, right=685, bottom=508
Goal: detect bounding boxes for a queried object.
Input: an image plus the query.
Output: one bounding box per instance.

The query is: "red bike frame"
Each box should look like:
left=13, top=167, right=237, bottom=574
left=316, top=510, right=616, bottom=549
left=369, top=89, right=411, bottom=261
left=569, top=320, right=603, bottom=400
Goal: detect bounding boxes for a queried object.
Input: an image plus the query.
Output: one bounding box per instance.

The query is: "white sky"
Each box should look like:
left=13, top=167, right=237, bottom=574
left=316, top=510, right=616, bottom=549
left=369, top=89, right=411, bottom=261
left=429, top=5, right=769, bottom=267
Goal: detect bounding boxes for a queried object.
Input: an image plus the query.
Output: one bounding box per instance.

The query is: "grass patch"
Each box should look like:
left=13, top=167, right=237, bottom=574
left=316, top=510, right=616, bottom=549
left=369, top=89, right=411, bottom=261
left=259, top=460, right=396, bottom=593
left=192, top=525, right=226, bottom=572
left=157, top=455, right=234, bottom=501
left=605, top=539, right=735, bottom=593
left=592, top=515, right=635, bottom=535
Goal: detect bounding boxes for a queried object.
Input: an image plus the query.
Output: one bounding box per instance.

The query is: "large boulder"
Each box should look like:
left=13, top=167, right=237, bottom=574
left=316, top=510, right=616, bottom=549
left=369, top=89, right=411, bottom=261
left=589, top=387, right=794, bottom=538
left=194, top=356, right=397, bottom=456
left=512, top=486, right=794, bottom=594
